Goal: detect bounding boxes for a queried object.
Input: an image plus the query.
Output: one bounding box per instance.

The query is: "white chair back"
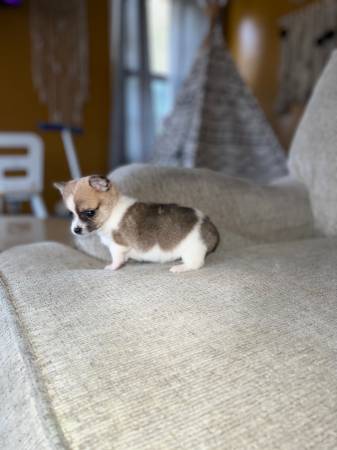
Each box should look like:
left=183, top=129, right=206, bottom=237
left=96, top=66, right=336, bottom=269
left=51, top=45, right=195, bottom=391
left=0, top=132, right=44, bottom=195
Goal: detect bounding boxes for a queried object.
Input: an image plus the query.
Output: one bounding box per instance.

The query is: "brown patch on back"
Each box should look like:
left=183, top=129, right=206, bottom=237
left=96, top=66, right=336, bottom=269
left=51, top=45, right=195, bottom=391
left=201, top=216, right=220, bottom=254
left=115, top=202, right=198, bottom=251
left=112, top=229, right=128, bottom=247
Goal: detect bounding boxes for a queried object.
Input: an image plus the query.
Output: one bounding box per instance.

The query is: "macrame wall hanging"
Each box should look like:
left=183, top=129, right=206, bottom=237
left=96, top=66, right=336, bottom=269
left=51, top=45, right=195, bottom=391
left=277, top=0, right=337, bottom=114
left=29, top=0, right=89, bottom=125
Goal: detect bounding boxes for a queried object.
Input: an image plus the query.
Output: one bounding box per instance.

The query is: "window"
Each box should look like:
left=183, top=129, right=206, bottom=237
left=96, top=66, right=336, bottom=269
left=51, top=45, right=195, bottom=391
left=110, top=0, right=207, bottom=166
left=123, top=0, right=172, bottom=163
left=147, top=0, right=173, bottom=131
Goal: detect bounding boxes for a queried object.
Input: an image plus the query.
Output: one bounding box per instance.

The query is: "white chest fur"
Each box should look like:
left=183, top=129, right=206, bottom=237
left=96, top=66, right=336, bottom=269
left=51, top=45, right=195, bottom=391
left=103, top=196, right=136, bottom=231
left=97, top=196, right=136, bottom=254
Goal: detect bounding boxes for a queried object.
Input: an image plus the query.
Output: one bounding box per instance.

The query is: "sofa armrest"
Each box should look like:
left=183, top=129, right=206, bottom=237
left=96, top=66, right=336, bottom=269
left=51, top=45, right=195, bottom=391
left=0, top=275, right=56, bottom=449
left=75, top=164, right=315, bottom=261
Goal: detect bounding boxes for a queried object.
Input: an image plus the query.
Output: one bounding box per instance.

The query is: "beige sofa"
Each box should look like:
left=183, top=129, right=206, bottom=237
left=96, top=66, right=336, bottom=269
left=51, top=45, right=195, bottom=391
left=2, top=52, right=337, bottom=450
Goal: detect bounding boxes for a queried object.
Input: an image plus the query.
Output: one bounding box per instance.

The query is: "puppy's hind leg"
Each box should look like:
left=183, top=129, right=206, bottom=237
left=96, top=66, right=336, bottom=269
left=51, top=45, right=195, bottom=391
left=170, top=244, right=207, bottom=273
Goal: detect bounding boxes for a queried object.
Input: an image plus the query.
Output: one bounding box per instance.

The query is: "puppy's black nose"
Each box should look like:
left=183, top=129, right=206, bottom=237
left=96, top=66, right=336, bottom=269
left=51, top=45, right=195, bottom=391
left=74, top=226, right=82, bottom=235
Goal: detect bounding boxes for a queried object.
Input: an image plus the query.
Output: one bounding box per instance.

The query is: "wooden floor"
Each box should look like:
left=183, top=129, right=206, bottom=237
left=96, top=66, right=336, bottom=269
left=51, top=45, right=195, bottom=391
left=0, top=216, right=73, bottom=252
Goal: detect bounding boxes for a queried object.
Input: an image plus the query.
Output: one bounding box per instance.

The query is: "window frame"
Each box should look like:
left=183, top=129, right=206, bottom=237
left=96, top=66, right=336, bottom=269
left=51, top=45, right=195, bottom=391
left=109, top=0, right=159, bottom=167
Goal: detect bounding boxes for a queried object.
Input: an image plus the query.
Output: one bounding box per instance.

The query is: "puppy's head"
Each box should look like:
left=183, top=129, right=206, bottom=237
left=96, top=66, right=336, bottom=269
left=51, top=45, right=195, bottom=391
left=54, top=175, right=119, bottom=236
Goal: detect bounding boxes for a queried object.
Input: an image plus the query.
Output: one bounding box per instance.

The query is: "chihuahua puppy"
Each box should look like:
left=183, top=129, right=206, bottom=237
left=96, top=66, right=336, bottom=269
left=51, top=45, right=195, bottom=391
left=54, top=175, right=219, bottom=272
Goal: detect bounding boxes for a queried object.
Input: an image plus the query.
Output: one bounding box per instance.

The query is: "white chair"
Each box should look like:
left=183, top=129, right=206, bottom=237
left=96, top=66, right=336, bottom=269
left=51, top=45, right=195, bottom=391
left=0, top=132, right=48, bottom=219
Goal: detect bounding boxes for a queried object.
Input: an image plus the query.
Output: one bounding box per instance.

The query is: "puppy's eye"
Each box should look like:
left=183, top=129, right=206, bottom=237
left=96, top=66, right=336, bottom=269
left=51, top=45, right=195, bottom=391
left=67, top=210, right=73, bottom=218
left=84, top=209, right=96, bottom=218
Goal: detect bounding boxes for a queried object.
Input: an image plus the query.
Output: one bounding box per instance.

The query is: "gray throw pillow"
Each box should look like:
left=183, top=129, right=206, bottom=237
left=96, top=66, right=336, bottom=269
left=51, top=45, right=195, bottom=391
left=289, top=50, right=337, bottom=235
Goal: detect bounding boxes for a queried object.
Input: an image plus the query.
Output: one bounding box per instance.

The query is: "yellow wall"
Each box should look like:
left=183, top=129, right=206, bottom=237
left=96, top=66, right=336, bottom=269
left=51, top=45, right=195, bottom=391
left=225, top=0, right=315, bottom=150
left=0, top=0, right=110, bottom=212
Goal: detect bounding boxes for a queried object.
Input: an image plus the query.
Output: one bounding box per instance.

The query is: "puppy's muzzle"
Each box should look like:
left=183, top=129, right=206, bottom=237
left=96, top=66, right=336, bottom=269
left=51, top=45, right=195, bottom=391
left=73, top=226, right=82, bottom=235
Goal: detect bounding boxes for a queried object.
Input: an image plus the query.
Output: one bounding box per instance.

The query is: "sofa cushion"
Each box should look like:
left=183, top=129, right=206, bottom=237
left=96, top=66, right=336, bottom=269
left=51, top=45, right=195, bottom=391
left=75, top=164, right=315, bottom=262
left=1, top=239, right=337, bottom=449
left=289, top=50, right=337, bottom=235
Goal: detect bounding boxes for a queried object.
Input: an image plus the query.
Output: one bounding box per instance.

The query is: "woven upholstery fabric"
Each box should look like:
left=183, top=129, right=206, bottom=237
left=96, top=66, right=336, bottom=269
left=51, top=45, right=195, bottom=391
left=0, top=282, right=55, bottom=450
left=289, top=50, right=337, bottom=235
left=1, top=239, right=337, bottom=449
left=75, top=164, right=315, bottom=262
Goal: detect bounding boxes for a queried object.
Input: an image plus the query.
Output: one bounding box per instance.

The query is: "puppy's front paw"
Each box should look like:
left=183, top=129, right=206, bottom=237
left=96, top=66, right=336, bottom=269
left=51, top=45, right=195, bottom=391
left=170, top=264, right=189, bottom=273
left=104, top=261, right=125, bottom=271
left=104, top=263, right=118, bottom=271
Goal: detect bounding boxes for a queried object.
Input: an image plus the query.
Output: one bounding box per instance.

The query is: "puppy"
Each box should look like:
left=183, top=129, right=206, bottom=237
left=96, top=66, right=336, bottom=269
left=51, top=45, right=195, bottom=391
left=54, top=175, right=219, bottom=272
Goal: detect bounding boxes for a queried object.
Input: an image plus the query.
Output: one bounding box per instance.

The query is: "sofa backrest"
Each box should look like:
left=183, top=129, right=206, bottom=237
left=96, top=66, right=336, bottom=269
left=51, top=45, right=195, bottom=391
left=288, top=50, right=337, bottom=235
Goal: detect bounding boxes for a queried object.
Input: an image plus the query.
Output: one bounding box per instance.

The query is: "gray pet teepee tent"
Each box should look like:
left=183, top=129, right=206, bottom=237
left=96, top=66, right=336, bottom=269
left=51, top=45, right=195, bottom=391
left=152, top=22, right=288, bottom=183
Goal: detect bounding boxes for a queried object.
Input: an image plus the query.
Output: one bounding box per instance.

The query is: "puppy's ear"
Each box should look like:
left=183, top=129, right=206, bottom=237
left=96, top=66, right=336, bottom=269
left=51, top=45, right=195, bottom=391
left=89, top=175, right=111, bottom=192
left=53, top=181, right=66, bottom=194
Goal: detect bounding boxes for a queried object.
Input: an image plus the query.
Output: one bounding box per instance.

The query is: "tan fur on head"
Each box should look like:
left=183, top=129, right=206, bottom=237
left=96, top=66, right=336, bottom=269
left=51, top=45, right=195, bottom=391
left=54, top=175, right=120, bottom=235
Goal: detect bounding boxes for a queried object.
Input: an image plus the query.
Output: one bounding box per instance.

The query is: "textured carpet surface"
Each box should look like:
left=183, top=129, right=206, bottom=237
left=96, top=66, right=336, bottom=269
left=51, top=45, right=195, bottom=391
left=1, top=238, right=337, bottom=449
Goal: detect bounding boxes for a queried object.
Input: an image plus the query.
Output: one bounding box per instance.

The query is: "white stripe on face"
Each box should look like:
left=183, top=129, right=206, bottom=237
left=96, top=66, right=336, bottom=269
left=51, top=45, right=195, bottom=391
left=65, top=194, right=83, bottom=235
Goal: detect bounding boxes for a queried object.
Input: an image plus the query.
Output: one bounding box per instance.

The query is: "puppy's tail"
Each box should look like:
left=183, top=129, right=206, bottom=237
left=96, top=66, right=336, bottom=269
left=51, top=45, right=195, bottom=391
left=201, top=216, right=220, bottom=254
